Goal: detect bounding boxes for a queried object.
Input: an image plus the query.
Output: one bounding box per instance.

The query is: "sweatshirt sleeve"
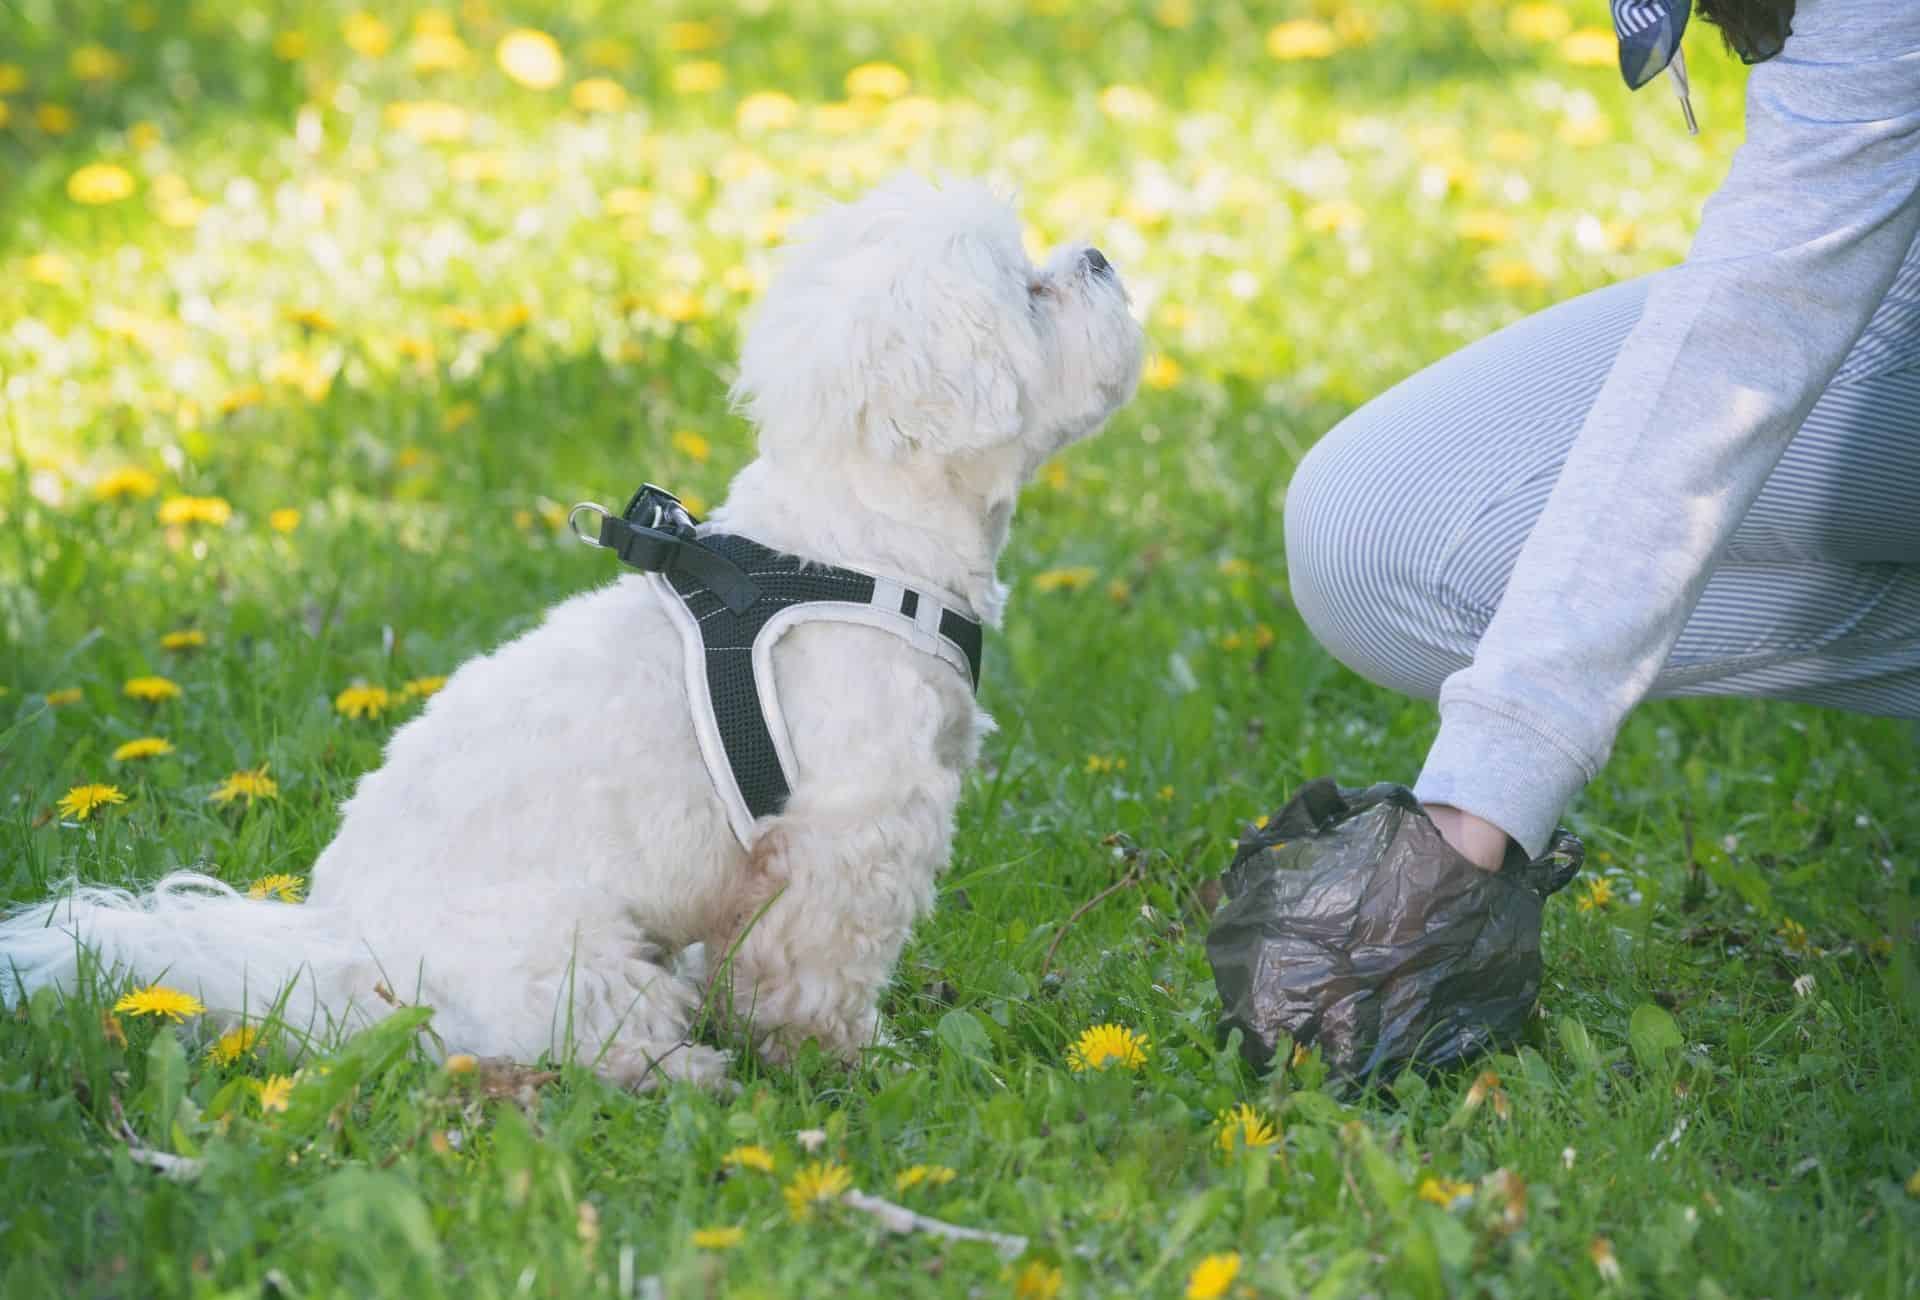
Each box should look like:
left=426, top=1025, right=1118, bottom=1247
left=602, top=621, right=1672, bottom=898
left=1413, top=11, right=1920, bottom=856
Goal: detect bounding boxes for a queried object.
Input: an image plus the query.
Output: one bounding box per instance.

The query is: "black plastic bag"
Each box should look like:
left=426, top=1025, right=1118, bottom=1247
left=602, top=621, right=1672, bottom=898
left=1206, top=779, right=1582, bottom=1082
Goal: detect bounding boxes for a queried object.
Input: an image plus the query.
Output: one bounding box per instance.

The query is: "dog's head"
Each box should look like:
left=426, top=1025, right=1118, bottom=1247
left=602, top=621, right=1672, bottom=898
left=733, top=175, right=1143, bottom=481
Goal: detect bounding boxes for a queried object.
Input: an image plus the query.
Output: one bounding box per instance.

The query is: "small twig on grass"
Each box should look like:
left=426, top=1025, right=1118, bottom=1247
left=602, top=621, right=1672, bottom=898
left=112, top=1098, right=205, bottom=1181
left=1040, top=834, right=1150, bottom=978
left=125, top=1144, right=205, bottom=1181
left=840, top=1189, right=1028, bottom=1259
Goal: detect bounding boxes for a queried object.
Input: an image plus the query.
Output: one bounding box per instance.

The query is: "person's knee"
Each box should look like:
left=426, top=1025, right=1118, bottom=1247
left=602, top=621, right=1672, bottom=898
left=1283, top=417, right=1459, bottom=699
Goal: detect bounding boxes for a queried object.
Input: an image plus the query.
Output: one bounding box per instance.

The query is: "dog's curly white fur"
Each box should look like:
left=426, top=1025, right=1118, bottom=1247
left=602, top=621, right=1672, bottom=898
left=0, top=176, right=1143, bottom=1088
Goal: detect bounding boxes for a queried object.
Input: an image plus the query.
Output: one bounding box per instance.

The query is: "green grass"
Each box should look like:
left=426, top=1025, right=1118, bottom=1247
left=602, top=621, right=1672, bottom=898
left=4, top=1, right=1919, bottom=1296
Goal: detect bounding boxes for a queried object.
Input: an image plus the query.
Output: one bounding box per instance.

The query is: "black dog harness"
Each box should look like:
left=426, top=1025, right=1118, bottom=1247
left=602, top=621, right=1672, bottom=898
left=571, top=485, right=983, bottom=847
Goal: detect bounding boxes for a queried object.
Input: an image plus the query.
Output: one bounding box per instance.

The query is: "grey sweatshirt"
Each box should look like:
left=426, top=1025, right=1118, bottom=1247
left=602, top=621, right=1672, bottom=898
left=1413, top=0, right=1920, bottom=855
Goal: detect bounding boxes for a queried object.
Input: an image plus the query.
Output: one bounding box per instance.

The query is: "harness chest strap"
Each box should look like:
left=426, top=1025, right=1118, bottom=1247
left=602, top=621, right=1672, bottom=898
left=575, top=487, right=984, bottom=848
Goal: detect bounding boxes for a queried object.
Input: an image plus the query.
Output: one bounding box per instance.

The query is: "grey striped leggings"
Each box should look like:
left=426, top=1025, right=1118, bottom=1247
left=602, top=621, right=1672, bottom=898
left=1285, top=256, right=1920, bottom=720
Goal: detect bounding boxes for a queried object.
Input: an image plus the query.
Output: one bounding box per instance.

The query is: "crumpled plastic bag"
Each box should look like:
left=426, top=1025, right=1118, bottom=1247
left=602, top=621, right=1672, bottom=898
left=1205, top=778, right=1582, bottom=1082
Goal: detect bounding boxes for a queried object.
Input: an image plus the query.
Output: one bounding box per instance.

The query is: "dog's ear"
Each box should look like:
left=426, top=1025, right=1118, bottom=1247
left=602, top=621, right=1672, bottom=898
left=733, top=176, right=1037, bottom=463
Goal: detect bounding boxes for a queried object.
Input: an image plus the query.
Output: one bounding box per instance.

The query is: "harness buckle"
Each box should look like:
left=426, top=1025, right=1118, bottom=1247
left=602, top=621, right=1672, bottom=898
left=622, top=483, right=698, bottom=535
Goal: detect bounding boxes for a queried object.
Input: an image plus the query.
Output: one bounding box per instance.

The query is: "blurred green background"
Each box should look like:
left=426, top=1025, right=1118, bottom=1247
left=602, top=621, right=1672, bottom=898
left=4, top=3, right=1917, bottom=1298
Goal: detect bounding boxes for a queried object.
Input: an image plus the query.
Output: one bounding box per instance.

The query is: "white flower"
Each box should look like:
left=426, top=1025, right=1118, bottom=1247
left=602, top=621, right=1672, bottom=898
left=1792, top=973, right=1816, bottom=999
left=795, top=1128, right=827, bottom=1153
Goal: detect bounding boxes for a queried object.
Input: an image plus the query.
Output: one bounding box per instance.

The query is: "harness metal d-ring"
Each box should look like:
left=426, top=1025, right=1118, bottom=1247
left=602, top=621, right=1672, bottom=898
left=567, top=502, right=611, bottom=547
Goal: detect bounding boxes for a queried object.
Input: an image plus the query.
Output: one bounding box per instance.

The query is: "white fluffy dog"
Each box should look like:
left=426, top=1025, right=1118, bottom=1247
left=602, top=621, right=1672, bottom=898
left=1, top=175, right=1143, bottom=1089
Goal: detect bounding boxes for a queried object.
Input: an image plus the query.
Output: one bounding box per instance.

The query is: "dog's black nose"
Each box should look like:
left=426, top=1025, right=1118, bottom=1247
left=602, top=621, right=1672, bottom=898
left=1083, top=247, right=1112, bottom=275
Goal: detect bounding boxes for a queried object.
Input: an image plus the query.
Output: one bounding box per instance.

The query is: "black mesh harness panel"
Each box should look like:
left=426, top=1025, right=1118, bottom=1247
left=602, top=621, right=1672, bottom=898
left=580, top=485, right=984, bottom=847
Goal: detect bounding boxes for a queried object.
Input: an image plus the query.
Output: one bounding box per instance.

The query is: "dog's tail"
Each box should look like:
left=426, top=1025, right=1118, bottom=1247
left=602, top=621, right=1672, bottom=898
left=1, top=873, right=385, bottom=1034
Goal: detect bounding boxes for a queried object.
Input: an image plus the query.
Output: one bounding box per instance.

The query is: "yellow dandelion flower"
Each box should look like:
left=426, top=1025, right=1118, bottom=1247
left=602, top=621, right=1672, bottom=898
left=386, top=100, right=470, bottom=143
left=571, top=77, right=627, bottom=112
left=812, top=101, right=866, bottom=134
left=723, top=1144, right=776, bottom=1173
left=1487, top=259, right=1546, bottom=291
left=57, top=783, right=127, bottom=821
left=690, top=1225, right=745, bottom=1249
left=45, top=687, right=84, bottom=707
left=1067, top=1023, right=1149, bottom=1073
left=445, top=1052, right=478, bottom=1073
left=737, top=91, right=799, bottom=132
left=343, top=12, right=393, bottom=58
left=403, top=675, right=448, bottom=699
left=1216, top=1103, right=1279, bottom=1157
left=283, top=306, right=337, bottom=334
left=217, top=385, right=265, bottom=414
left=211, top=768, right=279, bottom=807
left=1489, top=129, right=1541, bottom=164
left=657, top=289, right=707, bottom=323
left=208, top=1024, right=262, bottom=1065
left=70, top=44, right=128, bottom=82
left=670, top=60, right=727, bottom=94
left=1777, top=916, right=1814, bottom=954
left=783, top=1160, right=852, bottom=1221
left=1098, top=84, right=1156, bottom=122
left=1186, top=1253, right=1241, bottom=1300
left=665, top=20, right=724, bottom=52
left=114, top=984, right=205, bottom=1021
left=269, top=508, right=302, bottom=534
left=671, top=430, right=712, bottom=463
left=497, top=28, right=565, bottom=89
left=123, top=676, right=182, bottom=702
left=1905, top=1168, right=1920, bottom=1197
left=1456, top=210, right=1513, bottom=244
left=0, top=63, right=25, bottom=93
left=603, top=187, right=651, bottom=219
left=38, top=104, right=76, bottom=135
left=395, top=336, right=435, bottom=366
left=583, top=37, right=634, bottom=69
left=1417, top=1176, right=1474, bottom=1208
left=335, top=683, right=392, bottom=719
left=94, top=467, right=160, bottom=501
left=1032, top=566, right=1097, bottom=594
left=1267, top=18, right=1337, bottom=60
left=1560, top=28, right=1618, bottom=67
left=1142, top=355, right=1183, bottom=390
left=67, top=163, right=136, bottom=206
left=449, top=151, right=507, bottom=183
left=254, top=1074, right=294, bottom=1113
left=246, top=873, right=304, bottom=902
left=410, top=29, right=470, bottom=73
left=1303, top=199, right=1364, bottom=234
left=101, top=1012, right=126, bottom=1048
left=157, top=495, right=232, bottom=527
left=1508, top=3, right=1573, bottom=43
left=1012, top=1261, right=1064, bottom=1300
left=272, top=30, right=309, bottom=61
left=160, top=629, right=207, bottom=651
left=1558, top=114, right=1613, bottom=149
left=894, top=1164, right=956, bottom=1192
left=26, top=252, right=71, bottom=284
left=112, top=737, right=174, bottom=762
left=845, top=62, right=909, bottom=101
left=1576, top=876, right=1614, bottom=912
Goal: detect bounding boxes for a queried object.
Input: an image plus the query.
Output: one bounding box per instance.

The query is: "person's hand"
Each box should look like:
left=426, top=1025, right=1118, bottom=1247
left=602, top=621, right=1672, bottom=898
left=1423, top=802, right=1511, bottom=871
left=1206, top=779, right=1581, bottom=1081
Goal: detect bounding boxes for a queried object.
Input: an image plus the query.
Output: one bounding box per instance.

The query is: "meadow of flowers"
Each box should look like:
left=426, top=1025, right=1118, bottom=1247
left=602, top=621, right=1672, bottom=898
left=3, top=1, right=1917, bottom=1295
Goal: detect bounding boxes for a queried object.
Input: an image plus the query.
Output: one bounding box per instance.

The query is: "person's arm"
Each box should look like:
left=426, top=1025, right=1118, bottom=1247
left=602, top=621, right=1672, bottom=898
left=1414, top=7, right=1920, bottom=859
